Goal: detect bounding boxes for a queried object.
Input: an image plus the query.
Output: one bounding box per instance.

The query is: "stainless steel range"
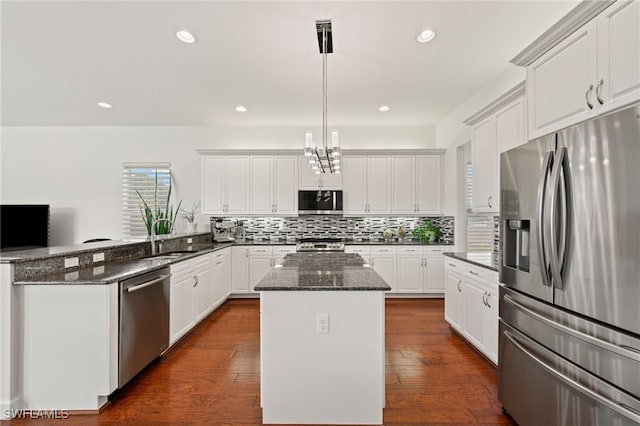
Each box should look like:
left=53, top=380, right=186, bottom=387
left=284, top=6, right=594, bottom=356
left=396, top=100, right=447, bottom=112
left=296, top=237, right=344, bottom=252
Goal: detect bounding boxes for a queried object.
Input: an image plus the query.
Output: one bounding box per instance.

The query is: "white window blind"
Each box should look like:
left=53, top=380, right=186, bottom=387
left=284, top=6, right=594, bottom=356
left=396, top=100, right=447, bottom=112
left=467, top=213, right=493, bottom=253
left=122, top=163, right=172, bottom=237
left=466, top=162, right=473, bottom=212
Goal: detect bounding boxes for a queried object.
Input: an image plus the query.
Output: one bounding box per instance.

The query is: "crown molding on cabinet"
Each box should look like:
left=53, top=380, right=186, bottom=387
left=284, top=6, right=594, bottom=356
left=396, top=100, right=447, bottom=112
left=463, top=81, right=526, bottom=126
left=510, top=0, right=615, bottom=67
left=196, top=149, right=445, bottom=156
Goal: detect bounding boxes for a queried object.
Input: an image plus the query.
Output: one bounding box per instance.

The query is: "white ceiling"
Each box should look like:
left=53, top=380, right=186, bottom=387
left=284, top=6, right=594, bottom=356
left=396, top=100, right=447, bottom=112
left=1, top=1, right=579, bottom=127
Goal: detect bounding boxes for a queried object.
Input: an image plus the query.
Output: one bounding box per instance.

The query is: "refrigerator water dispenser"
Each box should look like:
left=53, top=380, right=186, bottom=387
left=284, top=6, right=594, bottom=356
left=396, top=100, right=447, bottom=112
left=503, top=219, right=530, bottom=272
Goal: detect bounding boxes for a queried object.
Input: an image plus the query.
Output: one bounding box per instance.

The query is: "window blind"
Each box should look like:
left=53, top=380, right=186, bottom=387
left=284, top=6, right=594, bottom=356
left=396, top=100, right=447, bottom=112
left=466, top=162, right=473, bottom=212
left=122, top=163, right=171, bottom=237
left=467, top=213, right=493, bottom=253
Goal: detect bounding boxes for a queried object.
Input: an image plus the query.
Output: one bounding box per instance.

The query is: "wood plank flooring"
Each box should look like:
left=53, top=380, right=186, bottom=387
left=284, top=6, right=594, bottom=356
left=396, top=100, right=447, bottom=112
left=9, top=298, right=515, bottom=425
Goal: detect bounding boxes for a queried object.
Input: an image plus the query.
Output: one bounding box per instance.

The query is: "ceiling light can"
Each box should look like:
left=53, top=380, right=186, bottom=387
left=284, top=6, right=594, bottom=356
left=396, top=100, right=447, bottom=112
left=417, top=29, right=436, bottom=43
left=378, top=105, right=390, bottom=112
left=235, top=105, right=247, bottom=112
left=97, top=102, right=112, bottom=109
left=176, top=30, right=196, bottom=44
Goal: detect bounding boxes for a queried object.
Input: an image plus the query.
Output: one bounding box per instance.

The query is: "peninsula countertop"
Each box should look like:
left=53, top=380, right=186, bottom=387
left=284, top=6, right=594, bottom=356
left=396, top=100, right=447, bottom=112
left=254, top=252, right=391, bottom=291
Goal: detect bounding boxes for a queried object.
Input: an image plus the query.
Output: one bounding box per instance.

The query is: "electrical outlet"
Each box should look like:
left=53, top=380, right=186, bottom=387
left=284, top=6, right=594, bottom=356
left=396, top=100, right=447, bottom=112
left=317, top=314, right=329, bottom=333
left=279, top=221, right=284, bottom=231
left=64, top=257, right=79, bottom=268
left=187, top=238, right=193, bottom=244
left=93, top=252, right=105, bottom=263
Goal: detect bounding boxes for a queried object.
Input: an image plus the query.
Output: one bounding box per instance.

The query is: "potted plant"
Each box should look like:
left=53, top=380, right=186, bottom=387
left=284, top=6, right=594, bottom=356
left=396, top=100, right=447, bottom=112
left=412, top=220, right=441, bottom=243
left=181, top=200, right=201, bottom=234
left=136, top=175, right=182, bottom=236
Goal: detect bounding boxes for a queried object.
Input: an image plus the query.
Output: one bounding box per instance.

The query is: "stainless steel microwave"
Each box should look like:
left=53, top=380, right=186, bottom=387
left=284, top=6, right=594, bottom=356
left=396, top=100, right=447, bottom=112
left=298, top=190, right=343, bottom=215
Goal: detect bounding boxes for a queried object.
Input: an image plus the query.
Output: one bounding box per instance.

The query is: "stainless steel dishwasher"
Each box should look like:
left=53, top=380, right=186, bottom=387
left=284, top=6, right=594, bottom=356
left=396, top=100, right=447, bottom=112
left=119, top=267, right=171, bottom=387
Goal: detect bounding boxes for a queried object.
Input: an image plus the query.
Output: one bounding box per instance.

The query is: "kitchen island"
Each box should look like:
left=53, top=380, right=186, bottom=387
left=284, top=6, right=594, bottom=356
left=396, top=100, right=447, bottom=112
left=255, top=252, right=390, bottom=425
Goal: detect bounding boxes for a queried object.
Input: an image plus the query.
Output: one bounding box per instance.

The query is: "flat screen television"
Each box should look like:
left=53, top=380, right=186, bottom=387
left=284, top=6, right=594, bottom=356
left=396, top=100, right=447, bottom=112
left=0, top=204, right=50, bottom=250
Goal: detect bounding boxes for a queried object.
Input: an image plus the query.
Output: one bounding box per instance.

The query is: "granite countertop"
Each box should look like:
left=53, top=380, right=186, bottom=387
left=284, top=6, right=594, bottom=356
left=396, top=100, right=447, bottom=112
left=254, top=252, right=392, bottom=291
left=12, top=242, right=233, bottom=285
left=444, top=252, right=499, bottom=272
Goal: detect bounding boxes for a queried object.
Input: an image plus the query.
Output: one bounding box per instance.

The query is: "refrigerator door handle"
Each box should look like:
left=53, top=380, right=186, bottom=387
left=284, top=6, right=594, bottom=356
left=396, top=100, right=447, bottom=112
left=503, top=294, right=640, bottom=362
left=503, top=329, right=640, bottom=424
left=536, top=151, right=553, bottom=287
left=549, top=147, right=569, bottom=289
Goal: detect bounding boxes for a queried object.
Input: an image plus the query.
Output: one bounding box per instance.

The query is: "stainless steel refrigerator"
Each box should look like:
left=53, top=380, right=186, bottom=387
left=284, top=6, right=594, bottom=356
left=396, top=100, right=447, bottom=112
left=498, top=103, right=640, bottom=425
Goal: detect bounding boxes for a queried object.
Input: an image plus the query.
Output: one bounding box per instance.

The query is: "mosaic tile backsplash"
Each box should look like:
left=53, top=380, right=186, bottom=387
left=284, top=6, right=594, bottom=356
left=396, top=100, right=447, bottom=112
left=219, top=216, right=454, bottom=244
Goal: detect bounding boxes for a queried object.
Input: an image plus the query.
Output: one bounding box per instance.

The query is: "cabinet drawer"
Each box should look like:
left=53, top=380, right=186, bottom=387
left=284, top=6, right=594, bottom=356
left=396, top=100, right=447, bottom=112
left=371, top=246, right=397, bottom=255
left=273, top=246, right=296, bottom=255
left=398, top=246, right=423, bottom=255
left=345, top=246, right=371, bottom=255
left=445, top=258, right=464, bottom=271
left=425, top=246, right=446, bottom=255
left=463, top=264, right=490, bottom=282
left=249, top=246, right=273, bottom=256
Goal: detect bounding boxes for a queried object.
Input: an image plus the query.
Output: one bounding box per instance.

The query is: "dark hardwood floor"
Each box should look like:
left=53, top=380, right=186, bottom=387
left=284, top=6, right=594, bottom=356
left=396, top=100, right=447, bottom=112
left=9, top=298, right=515, bottom=425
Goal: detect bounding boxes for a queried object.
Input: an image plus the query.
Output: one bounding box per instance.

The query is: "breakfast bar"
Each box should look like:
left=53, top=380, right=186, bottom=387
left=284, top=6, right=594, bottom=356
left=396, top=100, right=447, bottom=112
left=255, top=252, right=391, bottom=425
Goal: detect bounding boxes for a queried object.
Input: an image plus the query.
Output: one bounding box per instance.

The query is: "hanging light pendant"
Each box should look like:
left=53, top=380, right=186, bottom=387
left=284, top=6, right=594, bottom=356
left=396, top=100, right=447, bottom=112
left=304, top=20, right=340, bottom=174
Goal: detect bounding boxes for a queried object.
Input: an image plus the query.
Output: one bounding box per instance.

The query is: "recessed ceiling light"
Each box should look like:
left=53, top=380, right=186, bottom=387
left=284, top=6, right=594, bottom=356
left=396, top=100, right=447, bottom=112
left=176, top=30, right=196, bottom=44
left=378, top=105, right=390, bottom=112
left=417, top=29, right=436, bottom=43
left=97, top=102, right=112, bottom=109
left=235, top=105, right=247, bottom=112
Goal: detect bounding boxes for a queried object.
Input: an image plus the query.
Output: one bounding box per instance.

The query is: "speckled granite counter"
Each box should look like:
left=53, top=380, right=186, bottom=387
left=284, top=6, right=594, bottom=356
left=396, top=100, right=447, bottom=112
left=444, top=252, right=499, bottom=272
left=254, top=252, right=391, bottom=291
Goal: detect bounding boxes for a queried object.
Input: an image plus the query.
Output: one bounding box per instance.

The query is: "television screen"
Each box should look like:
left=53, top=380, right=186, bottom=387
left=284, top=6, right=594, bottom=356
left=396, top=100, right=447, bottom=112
left=0, top=204, right=50, bottom=250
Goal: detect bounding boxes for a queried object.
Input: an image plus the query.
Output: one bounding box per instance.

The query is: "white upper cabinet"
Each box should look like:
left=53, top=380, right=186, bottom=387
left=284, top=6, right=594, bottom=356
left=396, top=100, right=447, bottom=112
left=343, top=155, right=391, bottom=215
left=299, top=156, right=342, bottom=189
left=466, top=87, right=525, bottom=214
left=522, top=0, right=639, bottom=139
left=202, top=156, right=250, bottom=215
left=392, top=155, right=442, bottom=214
left=250, top=156, right=298, bottom=215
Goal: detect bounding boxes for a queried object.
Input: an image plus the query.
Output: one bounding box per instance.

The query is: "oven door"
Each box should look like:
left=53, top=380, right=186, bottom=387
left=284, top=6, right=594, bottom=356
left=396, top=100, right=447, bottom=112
left=298, top=190, right=343, bottom=215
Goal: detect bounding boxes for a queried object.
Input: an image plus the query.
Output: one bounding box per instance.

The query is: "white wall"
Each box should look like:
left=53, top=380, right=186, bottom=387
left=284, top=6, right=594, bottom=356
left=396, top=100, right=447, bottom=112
left=436, top=65, right=525, bottom=251
left=0, top=125, right=435, bottom=245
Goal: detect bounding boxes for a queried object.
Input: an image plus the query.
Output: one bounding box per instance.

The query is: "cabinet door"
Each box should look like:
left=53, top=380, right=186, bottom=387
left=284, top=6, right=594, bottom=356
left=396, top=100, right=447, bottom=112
left=598, top=0, right=640, bottom=113
left=463, top=279, right=487, bottom=352
left=423, top=255, right=444, bottom=292
left=371, top=255, right=396, bottom=292
left=496, top=97, right=525, bottom=155
left=202, top=157, right=226, bottom=214
left=527, top=20, right=598, bottom=139
left=250, top=156, right=274, bottom=214
left=210, top=251, right=227, bottom=306
left=397, top=256, right=423, bottom=293
left=391, top=156, right=416, bottom=214
left=471, top=117, right=497, bottom=212
left=416, top=155, right=442, bottom=214
left=367, top=156, right=392, bottom=214
left=319, top=170, right=343, bottom=189
left=193, top=267, right=211, bottom=323
left=231, top=247, right=250, bottom=293
left=249, top=256, right=273, bottom=293
left=299, top=156, right=320, bottom=189
left=484, top=285, right=499, bottom=364
left=274, top=156, right=298, bottom=214
left=220, top=249, right=232, bottom=299
left=444, top=271, right=464, bottom=331
left=226, top=156, right=250, bottom=214
left=343, top=156, right=367, bottom=214
left=170, top=274, right=195, bottom=344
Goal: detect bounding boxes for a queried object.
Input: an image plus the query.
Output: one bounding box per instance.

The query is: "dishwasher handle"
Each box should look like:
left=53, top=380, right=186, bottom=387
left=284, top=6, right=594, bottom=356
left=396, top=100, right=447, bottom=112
left=127, top=274, right=172, bottom=293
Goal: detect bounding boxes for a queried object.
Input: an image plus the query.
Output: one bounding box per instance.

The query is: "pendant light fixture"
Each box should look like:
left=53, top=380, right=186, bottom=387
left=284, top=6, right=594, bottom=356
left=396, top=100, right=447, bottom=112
left=304, top=20, right=341, bottom=174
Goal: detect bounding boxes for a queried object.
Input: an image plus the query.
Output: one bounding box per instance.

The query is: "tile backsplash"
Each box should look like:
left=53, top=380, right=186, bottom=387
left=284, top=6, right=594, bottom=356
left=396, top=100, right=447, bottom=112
left=217, top=216, right=454, bottom=243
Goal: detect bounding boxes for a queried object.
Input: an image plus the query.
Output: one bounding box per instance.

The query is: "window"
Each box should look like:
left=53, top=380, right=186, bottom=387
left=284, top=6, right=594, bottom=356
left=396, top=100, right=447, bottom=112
left=122, top=163, right=171, bottom=237
left=466, top=161, right=473, bottom=212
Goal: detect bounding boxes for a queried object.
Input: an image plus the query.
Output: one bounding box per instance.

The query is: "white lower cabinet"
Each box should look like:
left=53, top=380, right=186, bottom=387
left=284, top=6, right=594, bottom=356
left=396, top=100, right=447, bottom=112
left=170, top=249, right=232, bottom=346
left=444, top=257, right=499, bottom=364
left=347, top=245, right=446, bottom=295
left=232, top=245, right=297, bottom=295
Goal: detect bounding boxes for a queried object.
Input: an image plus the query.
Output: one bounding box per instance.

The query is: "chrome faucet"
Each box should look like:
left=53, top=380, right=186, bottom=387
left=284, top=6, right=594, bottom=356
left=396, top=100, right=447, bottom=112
left=151, top=218, right=174, bottom=255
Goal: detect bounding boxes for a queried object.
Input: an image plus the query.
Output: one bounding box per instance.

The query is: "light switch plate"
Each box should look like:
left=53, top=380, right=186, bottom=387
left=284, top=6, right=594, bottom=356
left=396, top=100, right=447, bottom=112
left=93, top=252, right=105, bottom=263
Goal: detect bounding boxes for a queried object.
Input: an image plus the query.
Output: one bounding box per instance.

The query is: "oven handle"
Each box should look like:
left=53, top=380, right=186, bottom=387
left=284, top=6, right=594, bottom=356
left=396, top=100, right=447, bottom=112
left=127, top=274, right=172, bottom=293
left=503, top=329, right=640, bottom=423
left=504, top=294, right=640, bottom=362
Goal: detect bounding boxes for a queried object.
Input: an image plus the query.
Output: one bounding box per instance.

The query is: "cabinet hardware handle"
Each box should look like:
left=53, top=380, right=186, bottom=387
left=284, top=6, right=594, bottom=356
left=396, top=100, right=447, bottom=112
left=488, top=196, right=492, bottom=208
left=420, top=258, right=424, bottom=267
left=457, top=279, right=462, bottom=292
left=469, top=270, right=480, bottom=276
left=482, top=292, right=488, bottom=306
left=586, top=84, right=594, bottom=109
left=416, top=204, right=419, bottom=212
left=448, top=263, right=457, bottom=268
left=216, top=261, right=222, bottom=265
left=595, top=79, right=604, bottom=105
left=193, top=276, right=199, bottom=287
left=486, top=293, right=491, bottom=308
left=245, top=249, right=249, bottom=258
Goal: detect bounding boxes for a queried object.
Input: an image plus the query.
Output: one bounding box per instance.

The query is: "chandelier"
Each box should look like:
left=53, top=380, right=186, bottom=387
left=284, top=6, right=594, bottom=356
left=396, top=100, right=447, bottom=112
left=304, top=20, right=340, bottom=174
